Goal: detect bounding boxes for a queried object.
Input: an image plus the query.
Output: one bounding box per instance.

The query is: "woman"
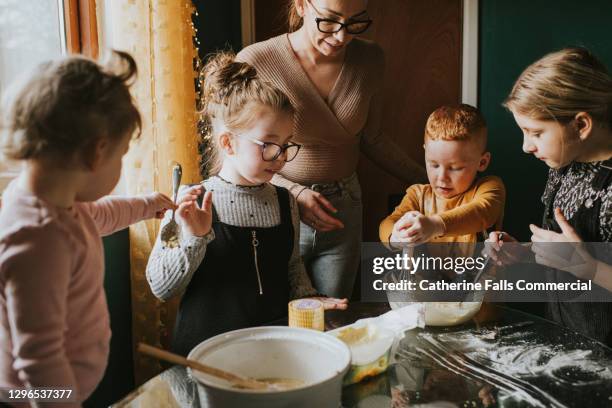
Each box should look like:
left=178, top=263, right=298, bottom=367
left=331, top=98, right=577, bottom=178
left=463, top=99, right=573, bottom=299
left=237, top=0, right=426, bottom=298
left=488, top=47, right=612, bottom=346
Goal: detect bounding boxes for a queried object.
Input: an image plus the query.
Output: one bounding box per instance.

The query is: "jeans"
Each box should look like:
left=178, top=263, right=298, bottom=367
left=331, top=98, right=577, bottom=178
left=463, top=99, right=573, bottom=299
left=300, top=173, right=363, bottom=299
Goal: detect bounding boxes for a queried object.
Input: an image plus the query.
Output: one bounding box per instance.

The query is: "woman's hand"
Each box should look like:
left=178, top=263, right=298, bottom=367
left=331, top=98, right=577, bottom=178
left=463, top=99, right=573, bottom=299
left=149, top=192, right=177, bottom=219
left=296, top=189, right=344, bottom=232
left=175, top=185, right=213, bottom=238
left=307, top=296, right=348, bottom=310
left=530, top=208, right=596, bottom=279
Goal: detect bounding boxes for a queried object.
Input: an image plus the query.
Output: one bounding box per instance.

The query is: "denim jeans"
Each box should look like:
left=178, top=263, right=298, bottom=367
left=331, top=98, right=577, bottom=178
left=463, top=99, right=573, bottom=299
left=299, top=173, right=363, bottom=299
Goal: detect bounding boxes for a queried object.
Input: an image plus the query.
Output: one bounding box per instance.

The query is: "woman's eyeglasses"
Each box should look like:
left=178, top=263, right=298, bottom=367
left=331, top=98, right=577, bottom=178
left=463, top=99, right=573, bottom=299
left=315, top=18, right=372, bottom=34
left=241, top=136, right=302, bottom=162
left=307, top=0, right=373, bottom=34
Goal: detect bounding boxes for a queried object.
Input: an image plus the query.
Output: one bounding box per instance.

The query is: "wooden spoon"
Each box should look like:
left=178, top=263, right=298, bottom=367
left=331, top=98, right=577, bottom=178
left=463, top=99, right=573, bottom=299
left=137, top=343, right=269, bottom=390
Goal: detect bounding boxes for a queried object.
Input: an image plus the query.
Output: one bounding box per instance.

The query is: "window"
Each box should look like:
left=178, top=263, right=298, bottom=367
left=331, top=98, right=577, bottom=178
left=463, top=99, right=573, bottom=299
left=0, top=0, right=65, bottom=191
left=0, top=0, right=98, bottom=193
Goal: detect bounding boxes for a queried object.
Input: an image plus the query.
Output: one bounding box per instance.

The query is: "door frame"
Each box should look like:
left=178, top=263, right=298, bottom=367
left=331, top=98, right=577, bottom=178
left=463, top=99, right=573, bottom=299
left=462, top=0, right=479, bottom=106
left=241, top=0, right=256, bottom=47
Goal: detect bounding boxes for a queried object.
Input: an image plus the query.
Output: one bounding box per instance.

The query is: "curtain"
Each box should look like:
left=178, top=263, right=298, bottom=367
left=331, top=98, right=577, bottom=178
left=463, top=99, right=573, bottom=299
left=102, top=0, right=201, bottom=385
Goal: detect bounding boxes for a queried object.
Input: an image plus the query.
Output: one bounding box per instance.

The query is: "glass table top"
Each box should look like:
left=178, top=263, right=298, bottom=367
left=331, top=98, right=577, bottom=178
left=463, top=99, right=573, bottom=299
left=113, top=303, right=612, bottom=408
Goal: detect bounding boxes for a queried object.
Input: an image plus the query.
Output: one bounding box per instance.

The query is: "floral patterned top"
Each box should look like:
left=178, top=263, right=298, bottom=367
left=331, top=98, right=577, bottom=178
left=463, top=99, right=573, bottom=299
left=541, top=160, right=612, bottom=242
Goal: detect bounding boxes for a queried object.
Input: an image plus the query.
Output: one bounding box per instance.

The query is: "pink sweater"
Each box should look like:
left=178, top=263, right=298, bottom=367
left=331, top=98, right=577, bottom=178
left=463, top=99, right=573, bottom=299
left=0, top=181, right=159, bottom=406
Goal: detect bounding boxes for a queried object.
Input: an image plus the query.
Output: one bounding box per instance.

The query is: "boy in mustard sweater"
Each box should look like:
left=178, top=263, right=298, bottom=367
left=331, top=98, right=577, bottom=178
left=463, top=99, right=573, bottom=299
left=380, top=104, right=505, bottom=244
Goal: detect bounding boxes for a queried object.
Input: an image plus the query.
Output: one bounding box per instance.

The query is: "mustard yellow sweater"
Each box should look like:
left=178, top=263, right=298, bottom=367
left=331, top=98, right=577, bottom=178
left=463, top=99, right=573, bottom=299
left=379, top=176, right=506, bottom=243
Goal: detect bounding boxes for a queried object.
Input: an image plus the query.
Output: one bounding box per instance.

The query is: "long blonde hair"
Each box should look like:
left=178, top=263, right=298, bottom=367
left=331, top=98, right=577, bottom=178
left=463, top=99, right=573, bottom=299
left=199, top=52, right=294, bottom=175
left=504, top=47, right=612, bottom=128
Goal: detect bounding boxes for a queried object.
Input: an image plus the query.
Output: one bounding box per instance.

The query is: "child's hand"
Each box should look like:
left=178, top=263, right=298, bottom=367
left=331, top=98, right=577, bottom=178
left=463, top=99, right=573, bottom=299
left=484, top=231, right=528, bottom=266
left=402, top=213, right=445, bottom=244
left=307, top=296, right=348, bottom=310
left=390, top=211, right=420, bottom=242
left=148, top=192, right=177, bottom=219
left=175, top=185, right=213, bottom=238
left=530, top=208, right=596, bottom=279
left=391, top=212, right=444, bottom=244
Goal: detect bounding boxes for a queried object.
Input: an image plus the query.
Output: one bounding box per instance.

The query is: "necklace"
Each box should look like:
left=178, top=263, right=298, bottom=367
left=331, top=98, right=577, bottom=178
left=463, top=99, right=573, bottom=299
left=215, top=174, right=265, bottom=189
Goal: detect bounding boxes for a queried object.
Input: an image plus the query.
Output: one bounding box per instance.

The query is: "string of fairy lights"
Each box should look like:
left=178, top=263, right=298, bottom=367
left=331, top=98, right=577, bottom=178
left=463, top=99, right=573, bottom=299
left=189, top=5, right=215, bottom=179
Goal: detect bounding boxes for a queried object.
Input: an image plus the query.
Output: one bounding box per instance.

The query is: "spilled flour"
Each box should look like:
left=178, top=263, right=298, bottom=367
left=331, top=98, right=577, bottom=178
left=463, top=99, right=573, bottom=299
left=485, top=344, right=612, bottom=384
left=410, top=323, right=612, bottom=407
left=436, top=330, right=612, bottom=385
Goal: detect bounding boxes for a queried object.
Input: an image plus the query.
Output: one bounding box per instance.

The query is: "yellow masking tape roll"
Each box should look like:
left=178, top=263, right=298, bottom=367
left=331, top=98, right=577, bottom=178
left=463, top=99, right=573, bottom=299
left=288, top=299, right=325, bottom=331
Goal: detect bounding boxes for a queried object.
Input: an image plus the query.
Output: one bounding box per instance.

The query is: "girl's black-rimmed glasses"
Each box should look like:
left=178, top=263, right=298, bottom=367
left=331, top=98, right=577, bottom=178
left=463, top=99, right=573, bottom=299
left=243, top=137, right=302, bottom=162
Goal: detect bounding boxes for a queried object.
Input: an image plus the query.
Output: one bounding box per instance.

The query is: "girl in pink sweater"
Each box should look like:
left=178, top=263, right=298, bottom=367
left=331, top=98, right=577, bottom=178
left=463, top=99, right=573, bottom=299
left=0, top=51, right=173, bottom=406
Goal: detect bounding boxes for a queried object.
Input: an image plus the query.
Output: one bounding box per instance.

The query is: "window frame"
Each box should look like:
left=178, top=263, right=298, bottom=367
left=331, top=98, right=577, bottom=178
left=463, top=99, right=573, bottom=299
left=0, top=0, right=98, bottom=195
left=64, top=0, right=99, bottom=58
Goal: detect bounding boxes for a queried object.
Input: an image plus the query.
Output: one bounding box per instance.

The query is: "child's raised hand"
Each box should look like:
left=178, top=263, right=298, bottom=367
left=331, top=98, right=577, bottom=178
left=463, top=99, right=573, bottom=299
left=529, top=208, right=596, bottom=279
left=176, top=184, right=204, bottom=204
left=148, top=192, right=177, bottom=219
left=175, top=187, right=213, bottom=238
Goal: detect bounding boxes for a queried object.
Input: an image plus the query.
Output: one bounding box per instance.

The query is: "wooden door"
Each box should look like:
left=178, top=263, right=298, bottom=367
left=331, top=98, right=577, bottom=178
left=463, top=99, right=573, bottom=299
left=358, top=0, right=462, bottom=240
left=251, top=0, right=463, bottom=241
left=254, top=0, right=287, bottom=41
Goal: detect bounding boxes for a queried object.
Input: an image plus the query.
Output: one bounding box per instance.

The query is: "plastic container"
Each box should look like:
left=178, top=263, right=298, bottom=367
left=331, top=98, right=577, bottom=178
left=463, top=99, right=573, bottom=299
left=328, top=324, right=395, bottom=385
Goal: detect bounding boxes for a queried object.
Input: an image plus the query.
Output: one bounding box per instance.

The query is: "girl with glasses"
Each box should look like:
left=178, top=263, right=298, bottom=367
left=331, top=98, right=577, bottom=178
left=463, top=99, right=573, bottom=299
left=236, top=0, right=427, bottom=299
left=146, top=52, right=347, bottom=357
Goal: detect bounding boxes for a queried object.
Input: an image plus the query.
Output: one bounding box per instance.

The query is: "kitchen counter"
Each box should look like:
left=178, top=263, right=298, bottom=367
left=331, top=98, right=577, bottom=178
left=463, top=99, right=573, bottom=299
left=113, top=303, right=612, bottom=407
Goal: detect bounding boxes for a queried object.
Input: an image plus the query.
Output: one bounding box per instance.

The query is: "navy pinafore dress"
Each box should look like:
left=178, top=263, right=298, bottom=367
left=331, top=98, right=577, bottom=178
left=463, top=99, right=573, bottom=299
left=171, top=186, right=292, bottom=356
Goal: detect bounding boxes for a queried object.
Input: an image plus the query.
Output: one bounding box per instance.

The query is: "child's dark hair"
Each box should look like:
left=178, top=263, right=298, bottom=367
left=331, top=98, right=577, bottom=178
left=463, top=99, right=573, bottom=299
left=199, top=51, right=294, bottom=175
left=1, top=50, right=141, bottom=162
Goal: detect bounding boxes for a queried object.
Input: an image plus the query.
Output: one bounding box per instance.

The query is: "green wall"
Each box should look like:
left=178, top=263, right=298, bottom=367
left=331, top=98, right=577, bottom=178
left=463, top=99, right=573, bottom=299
left=479, top=0, right=612, bottom=240
left=193, top=0, right=242, bottom=59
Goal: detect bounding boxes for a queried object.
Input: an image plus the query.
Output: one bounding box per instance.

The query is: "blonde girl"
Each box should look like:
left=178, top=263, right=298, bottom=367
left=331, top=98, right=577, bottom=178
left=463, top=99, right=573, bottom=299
left=488, top=47, right=612, bottom=345
left=0, top=52, right=174, bottom=403
left=146, top=52, right=347, bottom=357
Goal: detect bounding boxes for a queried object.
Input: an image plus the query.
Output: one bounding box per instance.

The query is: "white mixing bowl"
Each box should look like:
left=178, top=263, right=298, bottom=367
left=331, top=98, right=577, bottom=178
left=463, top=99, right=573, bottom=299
left=187, top=326, right=351, bottom=408
left=389, top=301, right=482, bottom=326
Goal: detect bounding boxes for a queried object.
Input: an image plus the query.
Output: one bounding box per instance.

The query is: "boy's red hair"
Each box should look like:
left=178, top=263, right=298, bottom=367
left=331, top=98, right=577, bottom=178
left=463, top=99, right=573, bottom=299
left=425, top=104, right=487, bottom=150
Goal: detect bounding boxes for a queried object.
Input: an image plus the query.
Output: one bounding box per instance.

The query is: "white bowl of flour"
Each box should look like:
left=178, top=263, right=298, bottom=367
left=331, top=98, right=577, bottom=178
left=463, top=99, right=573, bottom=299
left=389, top=301, right=482, bottom=326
